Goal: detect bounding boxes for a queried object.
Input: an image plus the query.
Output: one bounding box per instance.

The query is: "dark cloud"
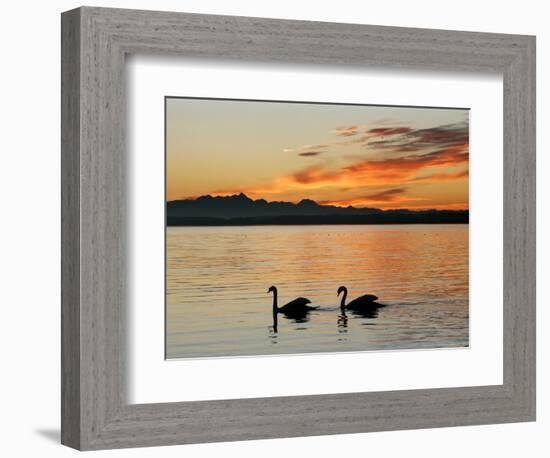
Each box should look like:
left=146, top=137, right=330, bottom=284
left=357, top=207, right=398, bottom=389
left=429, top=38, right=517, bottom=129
left=299, top=151, right=323, bottom=157
left=367, top=127, right=413, bottom=136
left=361, top=187, right=407, bottom=202
left=331, top=122, right=469, bottom=156
left=366, top=122, right=469, bottom=153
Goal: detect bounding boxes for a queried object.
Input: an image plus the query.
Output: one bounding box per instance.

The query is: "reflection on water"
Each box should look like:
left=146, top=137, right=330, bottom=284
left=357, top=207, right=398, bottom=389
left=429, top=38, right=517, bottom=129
left=166, top=224, right=469, bottom=358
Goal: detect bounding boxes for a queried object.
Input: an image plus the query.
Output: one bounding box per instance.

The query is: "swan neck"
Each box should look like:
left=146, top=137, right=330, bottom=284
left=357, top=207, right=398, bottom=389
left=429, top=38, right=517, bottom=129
left=340, top=288, right=347, bottom=308
left=272, top=289, right=278, bottom=312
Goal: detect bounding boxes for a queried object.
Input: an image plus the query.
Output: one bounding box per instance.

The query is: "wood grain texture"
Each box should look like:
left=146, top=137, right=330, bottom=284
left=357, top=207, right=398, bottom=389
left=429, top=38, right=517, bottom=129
left=61, top=6, right=536, bottom=450
left=60, top=7, right=81, bottom=449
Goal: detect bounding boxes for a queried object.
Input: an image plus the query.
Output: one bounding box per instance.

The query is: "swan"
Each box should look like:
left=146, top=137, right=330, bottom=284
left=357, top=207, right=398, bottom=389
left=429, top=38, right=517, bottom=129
left=337, top=286, right=380, bottom=312
left=268, top=286, right=317, bottom=320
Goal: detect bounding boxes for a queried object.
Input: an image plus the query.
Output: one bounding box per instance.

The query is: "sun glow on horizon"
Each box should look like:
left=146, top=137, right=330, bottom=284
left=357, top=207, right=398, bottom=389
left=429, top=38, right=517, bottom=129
left=166, top=98, right=469, bottom=211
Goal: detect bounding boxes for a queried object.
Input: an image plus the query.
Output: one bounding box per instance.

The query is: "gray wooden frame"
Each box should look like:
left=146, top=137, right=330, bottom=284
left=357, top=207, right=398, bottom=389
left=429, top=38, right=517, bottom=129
left=61, top=6, right=536, bottom=451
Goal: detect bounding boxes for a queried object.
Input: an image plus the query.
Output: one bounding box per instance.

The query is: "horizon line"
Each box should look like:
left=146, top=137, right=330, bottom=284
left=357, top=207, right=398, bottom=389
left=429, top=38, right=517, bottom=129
left=167, top=193, right=468, bottom=212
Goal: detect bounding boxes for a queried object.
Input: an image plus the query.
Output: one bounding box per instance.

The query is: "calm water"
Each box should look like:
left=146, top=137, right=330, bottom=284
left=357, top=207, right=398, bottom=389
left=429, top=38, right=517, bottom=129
left=166, top=224, right=469, bottom=359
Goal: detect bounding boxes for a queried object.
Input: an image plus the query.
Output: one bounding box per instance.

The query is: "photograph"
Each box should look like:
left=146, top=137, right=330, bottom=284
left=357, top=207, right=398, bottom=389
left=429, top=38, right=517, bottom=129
left=165, top=97, right=470, bottom=359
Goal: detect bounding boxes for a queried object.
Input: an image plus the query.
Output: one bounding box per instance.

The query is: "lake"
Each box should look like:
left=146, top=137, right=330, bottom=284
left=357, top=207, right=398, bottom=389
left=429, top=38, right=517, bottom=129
left=166, top=224, right=469, bottom=359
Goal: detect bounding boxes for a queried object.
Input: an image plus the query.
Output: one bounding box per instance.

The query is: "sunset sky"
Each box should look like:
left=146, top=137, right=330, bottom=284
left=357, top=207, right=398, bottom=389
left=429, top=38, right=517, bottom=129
left=166, top=98, right=469, bottom=210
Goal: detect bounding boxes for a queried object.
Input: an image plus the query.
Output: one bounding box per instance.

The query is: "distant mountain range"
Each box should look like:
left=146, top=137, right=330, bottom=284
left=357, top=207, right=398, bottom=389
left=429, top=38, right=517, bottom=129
left=166, top=193, right=468, bottom=226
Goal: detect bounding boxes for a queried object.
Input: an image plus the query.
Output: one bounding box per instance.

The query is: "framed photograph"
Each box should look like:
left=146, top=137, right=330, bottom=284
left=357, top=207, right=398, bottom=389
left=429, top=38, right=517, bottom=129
left=165, top=97, right=470, bottom=359
left=61, top=6, right=536, bottom=450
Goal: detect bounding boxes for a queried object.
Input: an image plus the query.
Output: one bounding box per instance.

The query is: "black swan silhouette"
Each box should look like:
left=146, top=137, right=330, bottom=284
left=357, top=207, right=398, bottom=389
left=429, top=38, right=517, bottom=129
left=337, top=286, right=382, bottom=314
left=268, top=286, right=317, bottom=327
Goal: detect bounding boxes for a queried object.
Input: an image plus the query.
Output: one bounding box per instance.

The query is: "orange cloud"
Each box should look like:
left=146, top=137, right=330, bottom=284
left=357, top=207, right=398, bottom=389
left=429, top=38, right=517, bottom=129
left=411, top=169, right=469, bottom=183
left=212, top=143, right=468, bottom=204
left=209, top=121, right=469, bottom=209
left=342, top=143, right=469, bottom=184
left=290, top=165, right=340, bottom=185
left=331, top=125, right=365, bottom=136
